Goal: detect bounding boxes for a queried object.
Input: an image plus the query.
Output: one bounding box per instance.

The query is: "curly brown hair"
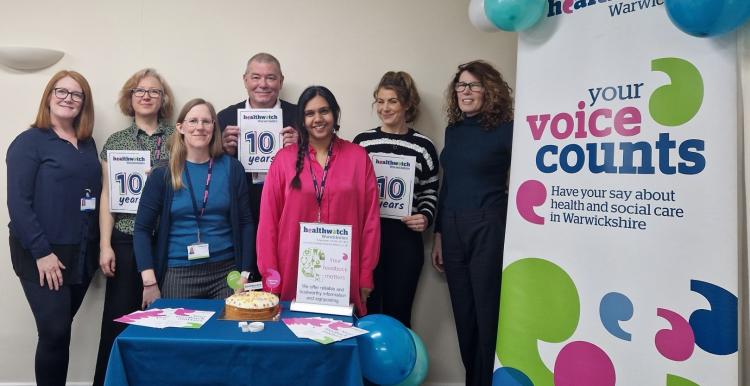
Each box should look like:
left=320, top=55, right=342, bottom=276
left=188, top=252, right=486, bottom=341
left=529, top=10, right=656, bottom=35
left=445, top=60, right=513, bottom=129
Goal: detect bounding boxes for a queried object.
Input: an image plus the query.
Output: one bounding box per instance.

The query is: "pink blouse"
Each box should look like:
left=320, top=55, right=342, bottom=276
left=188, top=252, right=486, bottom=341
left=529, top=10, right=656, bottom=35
left=258, top=137, right=380, bottom=315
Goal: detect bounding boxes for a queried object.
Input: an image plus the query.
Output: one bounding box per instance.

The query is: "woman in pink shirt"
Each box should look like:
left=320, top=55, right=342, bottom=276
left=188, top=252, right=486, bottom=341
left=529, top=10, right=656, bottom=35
left=257, top=86, right=380, bottom=315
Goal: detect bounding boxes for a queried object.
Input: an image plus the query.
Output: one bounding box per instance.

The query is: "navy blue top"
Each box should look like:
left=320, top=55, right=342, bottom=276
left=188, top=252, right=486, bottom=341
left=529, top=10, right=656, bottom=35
left=6, top=127, right=102, bottom=258
left=168, top=156, right=234, bottom=266
left=134, top=154, right=256, bottom=285
left=435, top=116, right=513, bottom=231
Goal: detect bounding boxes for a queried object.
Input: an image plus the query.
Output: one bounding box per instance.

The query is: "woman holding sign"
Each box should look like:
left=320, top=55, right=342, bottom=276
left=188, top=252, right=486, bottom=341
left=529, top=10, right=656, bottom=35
left=431, top=60, right=514, bottom=386
left=352, top=71, right=439, bottom=327
left=134, top=98, right=256, bottom=308
left=6, top=70, right=99, bottom=386
left=258, top=86, right=380, bottom=316
left=93, top=68, right=175, bottom=386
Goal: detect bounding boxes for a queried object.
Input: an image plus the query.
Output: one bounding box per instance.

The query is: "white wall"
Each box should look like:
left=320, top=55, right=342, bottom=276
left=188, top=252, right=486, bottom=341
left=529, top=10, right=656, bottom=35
left=0, top=0, right=517, bottom=383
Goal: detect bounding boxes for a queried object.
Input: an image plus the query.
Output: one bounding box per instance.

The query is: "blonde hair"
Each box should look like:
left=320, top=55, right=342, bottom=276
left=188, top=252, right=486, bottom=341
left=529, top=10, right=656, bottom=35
left=32, top=70, right=95, bottom=139
left=169, top=98, right=224, bottom=190
left=117, top=68, right=174, bottom=121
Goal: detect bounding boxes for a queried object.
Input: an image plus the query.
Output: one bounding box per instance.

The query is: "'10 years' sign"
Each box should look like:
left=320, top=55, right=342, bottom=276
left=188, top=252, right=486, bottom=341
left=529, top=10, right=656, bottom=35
left=369, top=153, right=415, bottom=219
left=107, top=150, right=150, bottom=214
left=237, top=108, right=283, bottom=172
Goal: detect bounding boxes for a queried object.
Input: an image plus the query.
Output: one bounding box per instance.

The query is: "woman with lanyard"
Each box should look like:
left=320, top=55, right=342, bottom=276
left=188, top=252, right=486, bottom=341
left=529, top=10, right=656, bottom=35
left=7, top=70, right=99, bottom=386
left=257, top=86, right=380, bottom=316
left=431, top=60, right=514, bottom=386
left=93, top=68, right=175, bottom=386
left=134, top=98, right=255, bottom=308
left=353, top=71, right=439, bottom=327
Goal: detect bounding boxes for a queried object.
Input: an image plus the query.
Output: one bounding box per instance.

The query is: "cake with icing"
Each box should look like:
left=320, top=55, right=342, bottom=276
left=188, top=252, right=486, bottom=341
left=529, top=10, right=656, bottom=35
left=225, top=291, right=280, bottom=320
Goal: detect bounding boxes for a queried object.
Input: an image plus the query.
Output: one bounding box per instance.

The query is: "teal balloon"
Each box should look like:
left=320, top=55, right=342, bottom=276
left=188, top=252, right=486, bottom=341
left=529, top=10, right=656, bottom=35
left=356, top=315, right=416, bottom=385
left=665, top=0, right=750, bottom=37
left=393, top=329, right=429, bottom=386
left=484, top=0, right=546, bottom=32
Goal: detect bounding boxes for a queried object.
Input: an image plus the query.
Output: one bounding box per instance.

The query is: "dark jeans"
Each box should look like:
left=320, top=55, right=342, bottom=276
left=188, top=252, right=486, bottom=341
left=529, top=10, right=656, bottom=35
left=20, top=276, right=90, bottom=386
left=93, top=229, right=142, bottom=386
left=441, top=207, right=507, bottom=386
left=367, top=218, right=424, bottom=327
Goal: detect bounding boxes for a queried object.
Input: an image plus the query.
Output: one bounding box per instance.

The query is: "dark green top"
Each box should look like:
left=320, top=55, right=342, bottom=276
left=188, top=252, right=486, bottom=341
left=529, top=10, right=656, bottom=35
left=100, top=121, right=174, bottom=235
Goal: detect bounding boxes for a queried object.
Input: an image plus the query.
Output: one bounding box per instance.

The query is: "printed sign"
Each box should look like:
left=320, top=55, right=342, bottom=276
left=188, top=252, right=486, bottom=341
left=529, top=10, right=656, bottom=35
left=496, top=3, right=739, bottom=386
left=370, top=153, right=416, bottom=219
left=107, top=150, right=150, bottom=214
left=295, top=222, right=352, bottom=309
left=237, top=108, right=283, bottom=172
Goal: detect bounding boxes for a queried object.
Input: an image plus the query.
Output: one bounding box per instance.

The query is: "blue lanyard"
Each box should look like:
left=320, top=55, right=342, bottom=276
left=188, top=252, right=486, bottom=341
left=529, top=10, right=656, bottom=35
left=183, top=158, right=214, bottom=242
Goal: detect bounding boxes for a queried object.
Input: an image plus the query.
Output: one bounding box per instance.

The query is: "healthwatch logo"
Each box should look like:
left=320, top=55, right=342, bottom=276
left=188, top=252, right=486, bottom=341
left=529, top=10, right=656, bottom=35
left=547, top=0, right=663, bottom=18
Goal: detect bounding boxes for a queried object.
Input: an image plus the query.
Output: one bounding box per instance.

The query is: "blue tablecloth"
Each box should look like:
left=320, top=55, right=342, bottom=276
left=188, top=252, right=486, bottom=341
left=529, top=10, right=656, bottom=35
left=104, top=299, right=363, bottom=386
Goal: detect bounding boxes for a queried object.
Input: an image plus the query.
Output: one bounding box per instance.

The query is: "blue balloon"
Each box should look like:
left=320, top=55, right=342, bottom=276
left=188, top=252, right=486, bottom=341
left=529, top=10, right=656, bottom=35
left=356, top=315, right=416, bottom=385
left=393, top=329, right=429, bottom=386
left=493, top=367, right=533, bottom=386
left=484, top=0, right=546, bottom=32
left=666, top=0, right=750, bottom=37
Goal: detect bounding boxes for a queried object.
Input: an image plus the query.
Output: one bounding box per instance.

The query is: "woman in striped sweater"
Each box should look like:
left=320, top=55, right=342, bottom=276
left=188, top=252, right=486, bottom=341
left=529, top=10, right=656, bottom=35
left=353, top=71, right=439, bottom=327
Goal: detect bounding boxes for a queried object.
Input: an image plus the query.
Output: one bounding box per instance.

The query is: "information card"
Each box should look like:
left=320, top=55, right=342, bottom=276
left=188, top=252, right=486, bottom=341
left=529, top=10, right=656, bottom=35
left=292, top=222, right=353, bottom=316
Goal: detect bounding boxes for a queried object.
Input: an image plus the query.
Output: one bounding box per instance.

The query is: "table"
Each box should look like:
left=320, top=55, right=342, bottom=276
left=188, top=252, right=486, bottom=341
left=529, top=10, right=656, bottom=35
left=104, top=299, right=363, bottom=386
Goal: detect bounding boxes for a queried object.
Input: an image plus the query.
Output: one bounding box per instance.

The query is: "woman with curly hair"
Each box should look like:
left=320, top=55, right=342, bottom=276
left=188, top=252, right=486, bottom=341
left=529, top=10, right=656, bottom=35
left=430, top=60, right=514, bottom=386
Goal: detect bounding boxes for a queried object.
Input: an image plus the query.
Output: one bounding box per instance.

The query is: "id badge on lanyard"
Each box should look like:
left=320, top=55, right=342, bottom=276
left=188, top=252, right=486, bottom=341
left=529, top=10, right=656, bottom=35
left=188, top=242, right=210, bottom=260
left=80, top=189, right=96, bottom=211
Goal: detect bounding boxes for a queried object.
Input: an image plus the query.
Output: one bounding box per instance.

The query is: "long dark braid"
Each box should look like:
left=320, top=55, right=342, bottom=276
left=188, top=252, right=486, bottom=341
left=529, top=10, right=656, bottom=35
left=290, top=85, right=341, bottom=190
left=290, top=124, right=308, bottom=189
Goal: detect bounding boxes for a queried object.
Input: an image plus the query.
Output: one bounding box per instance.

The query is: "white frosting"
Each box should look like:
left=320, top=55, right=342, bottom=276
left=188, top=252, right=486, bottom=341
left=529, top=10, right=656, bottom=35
left=225, top=291, right=279, bottom=310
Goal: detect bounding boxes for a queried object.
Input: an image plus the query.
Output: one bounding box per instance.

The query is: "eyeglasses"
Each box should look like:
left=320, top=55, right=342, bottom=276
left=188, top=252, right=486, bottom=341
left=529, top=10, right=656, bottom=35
left=53, top=88, right=85, bottom=102
left=454, top=82, right=483, bottom=92
left=184, top=118, right=214, bottom=128
left=131, top=88, right=163, bottom=98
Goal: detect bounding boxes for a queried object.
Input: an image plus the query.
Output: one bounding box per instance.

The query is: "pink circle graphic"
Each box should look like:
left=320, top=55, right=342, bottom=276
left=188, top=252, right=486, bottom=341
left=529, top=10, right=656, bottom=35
left=516, top=179, right=547, bottom=225
left=553, top=341, right=616, bottom=386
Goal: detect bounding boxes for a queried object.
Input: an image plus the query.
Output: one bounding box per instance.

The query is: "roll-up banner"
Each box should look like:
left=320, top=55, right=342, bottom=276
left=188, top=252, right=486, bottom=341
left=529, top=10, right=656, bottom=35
left=496, top=2, right=739, bottom=385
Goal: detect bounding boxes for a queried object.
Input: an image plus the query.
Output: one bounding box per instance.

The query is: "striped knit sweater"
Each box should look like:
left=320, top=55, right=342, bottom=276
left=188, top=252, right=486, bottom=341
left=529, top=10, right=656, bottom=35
left=353, top=127, right=440, bottom=226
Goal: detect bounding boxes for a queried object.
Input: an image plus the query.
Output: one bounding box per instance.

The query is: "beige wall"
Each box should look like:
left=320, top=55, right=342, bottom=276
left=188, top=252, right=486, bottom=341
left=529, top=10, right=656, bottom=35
left=0, top=0, right=517, bottom=383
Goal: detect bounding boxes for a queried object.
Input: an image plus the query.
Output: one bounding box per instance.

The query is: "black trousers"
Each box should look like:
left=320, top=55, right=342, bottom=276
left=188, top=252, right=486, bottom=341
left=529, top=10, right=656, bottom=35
left=366, top=219, right=424, bottom=327
left=93, top=229, right=143, bottom=386
left=441, top=208, right=507, bottom=386
left=20, top=277, right=90, bottom=386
